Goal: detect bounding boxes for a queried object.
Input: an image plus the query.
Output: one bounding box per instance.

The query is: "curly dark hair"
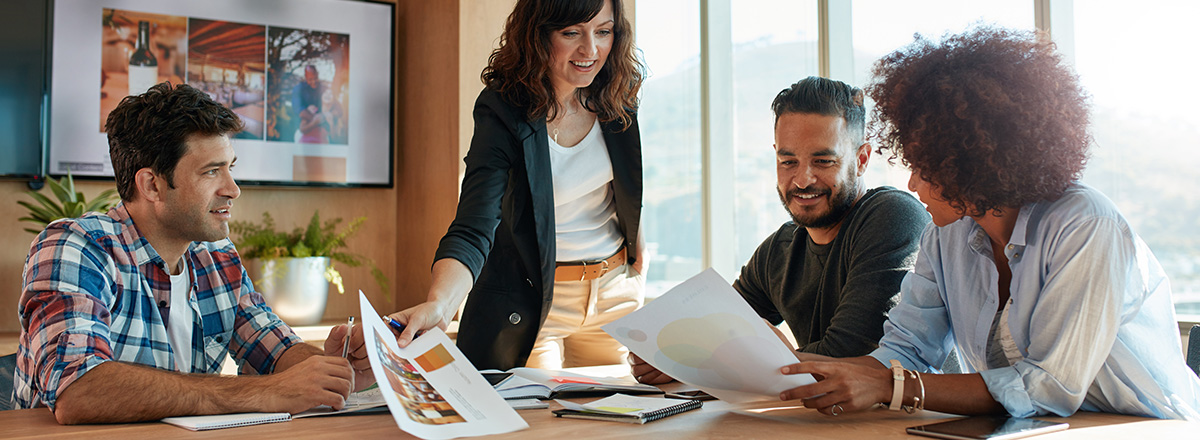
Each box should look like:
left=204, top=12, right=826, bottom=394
left=105, top=82, right=243, bottom=201
left=482, top=0, right=644, bottom=130
left=867, top=26, right=1091, bottom=217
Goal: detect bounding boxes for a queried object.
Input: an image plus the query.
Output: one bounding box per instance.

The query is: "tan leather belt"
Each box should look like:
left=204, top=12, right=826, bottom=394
left=554, top=247, right=627, bottom=282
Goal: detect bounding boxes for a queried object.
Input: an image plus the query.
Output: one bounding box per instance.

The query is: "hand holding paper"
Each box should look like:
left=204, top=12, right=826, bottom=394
left=602, top=269, right=815, bottom=403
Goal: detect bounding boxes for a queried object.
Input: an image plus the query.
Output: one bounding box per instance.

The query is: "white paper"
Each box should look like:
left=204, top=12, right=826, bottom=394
left=602, top=269, right=815, bottom=403
left=291, top=387, right=387, bottom=418
left=491, top=367, right=658, bottom=399
left=359, top=292, right=528, bottom=439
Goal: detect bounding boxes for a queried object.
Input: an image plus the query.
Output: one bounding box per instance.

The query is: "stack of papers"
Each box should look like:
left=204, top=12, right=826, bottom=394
left=486, top=368, right=661, bottom=400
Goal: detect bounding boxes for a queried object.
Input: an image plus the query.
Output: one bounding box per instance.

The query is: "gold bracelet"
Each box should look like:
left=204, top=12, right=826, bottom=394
left=902, top=370, right=917, bottom=413
left=900, top=369, right=927, bottom=414
left=914, top=370, right=926, bottom=411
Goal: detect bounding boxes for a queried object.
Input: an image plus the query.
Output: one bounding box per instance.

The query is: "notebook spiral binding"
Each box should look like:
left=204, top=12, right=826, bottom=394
left=640, top=399, right=702, bottom=422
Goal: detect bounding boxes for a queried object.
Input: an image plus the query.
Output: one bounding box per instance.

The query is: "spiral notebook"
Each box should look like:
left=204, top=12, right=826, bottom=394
left=161, top=387, right=387, bottom=431
left=161, top=412, right=292, bottom=431
left=552, top=394, right=701, bottom=424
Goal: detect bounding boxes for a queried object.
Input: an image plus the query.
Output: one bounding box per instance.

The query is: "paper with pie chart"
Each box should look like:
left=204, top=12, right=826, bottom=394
left=602, top=268, right=815, bottom=403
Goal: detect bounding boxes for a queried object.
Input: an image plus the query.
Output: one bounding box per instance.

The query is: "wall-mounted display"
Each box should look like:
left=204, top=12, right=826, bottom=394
left=49, top=0, right=395, bottom=187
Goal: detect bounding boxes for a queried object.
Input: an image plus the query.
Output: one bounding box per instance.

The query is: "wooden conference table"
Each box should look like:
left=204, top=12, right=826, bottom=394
left=1, top=365, right=1195, bottom=439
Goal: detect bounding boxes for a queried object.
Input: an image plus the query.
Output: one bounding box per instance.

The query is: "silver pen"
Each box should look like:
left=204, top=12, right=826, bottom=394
left=341, top=316, right=355, bottom=358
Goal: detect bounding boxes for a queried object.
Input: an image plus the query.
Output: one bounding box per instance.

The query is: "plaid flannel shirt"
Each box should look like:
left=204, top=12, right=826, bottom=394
left=15, top=204, right=302, bottom=410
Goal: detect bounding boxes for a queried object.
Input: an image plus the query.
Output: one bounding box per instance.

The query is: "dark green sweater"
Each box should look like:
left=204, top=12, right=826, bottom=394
left=734, top=186, right=930, bottom=357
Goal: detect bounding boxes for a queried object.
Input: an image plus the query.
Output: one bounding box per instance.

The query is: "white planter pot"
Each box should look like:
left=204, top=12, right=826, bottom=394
left=246, top=257, right=330, bottom=326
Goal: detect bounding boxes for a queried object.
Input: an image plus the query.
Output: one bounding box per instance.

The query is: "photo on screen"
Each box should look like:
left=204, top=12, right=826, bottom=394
left=52, top=0, right=394, bottom=185
left=186, top=18, right=266, bottom=140
left=99, top=9, right=187, bottom=134
left=266, top=26, right=350, bottom=146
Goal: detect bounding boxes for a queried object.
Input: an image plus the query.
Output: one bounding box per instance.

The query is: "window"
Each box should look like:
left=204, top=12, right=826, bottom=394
left=1072, top=1, right=1200, bottom=320
left=636, top=1, right=1196, bottom=319
left=851, top=0, right=1034, bottom=191
left=731, top=0, right=819, bottom=265
left=636, top=0, right=703, bottom=297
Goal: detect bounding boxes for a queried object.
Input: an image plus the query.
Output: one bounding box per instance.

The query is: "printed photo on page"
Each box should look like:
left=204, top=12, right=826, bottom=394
left=602, top=269, right=815, bottom=403
left=359, top=292, right=527, bottom=439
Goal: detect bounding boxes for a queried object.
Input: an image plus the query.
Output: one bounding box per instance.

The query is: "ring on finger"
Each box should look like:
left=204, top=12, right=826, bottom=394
left=830, top=404, right=844, bottom=416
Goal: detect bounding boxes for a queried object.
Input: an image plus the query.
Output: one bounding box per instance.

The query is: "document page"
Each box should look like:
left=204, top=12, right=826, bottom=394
left=602, top=269, right=815, bottom=403
left=359, top=292, right=528, bottom=439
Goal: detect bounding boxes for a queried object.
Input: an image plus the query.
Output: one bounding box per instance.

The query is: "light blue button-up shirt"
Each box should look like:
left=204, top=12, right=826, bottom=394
left=870, top=184, right=1200, bottom=420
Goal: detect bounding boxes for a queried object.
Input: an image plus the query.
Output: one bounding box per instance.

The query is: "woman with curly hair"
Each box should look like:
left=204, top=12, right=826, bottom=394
left=775, top=26, right=1200, bottom=420
left=387, top=0, right=647, bottom=371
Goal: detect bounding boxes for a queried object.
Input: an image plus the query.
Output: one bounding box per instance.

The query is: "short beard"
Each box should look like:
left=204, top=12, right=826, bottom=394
left=777, top=175, right=859, bottom=230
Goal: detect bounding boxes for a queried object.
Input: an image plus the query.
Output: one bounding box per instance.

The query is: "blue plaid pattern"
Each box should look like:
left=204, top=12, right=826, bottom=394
left=15, top=204, right=302, bottom=410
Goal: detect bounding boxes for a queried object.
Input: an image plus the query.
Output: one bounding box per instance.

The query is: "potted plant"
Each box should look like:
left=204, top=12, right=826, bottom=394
left=230, top=211, right=389, bottom=325
left=17, top=173, right=120, bottom=235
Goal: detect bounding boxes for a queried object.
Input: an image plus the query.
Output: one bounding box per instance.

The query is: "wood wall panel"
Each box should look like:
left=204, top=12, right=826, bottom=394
left=391, top=0, right=461, bottom=312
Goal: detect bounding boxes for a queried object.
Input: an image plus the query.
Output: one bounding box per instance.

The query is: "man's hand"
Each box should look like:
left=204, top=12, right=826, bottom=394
left=387, top=301, right=451, bottom=347
left=254, top=355, right=354, bottom=414
left=629, top=353, right=674, bottom=385
left=323, top=323, right=375, bottom=392
left=777, top=360, right=891, bottom=416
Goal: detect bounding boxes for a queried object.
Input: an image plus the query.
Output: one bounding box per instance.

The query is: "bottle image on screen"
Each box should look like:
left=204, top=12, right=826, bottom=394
left=127, top=20, right=158, bottom=97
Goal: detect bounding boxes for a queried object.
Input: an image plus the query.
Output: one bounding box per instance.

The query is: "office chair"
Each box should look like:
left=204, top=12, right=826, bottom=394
left=0, top=353, right=15, bottom=411
left=1188, top=325, right=1200, bottom=378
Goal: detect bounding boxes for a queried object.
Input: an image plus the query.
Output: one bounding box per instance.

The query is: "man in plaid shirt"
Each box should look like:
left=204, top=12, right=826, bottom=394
left=15, top=83, right=374, bottom=424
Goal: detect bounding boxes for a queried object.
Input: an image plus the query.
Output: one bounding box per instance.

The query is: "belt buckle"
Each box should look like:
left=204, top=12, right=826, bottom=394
left=580, top=259, right=610, bottom=281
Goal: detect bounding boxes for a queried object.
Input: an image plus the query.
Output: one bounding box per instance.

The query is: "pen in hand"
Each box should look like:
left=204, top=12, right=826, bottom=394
left=341, top=316, right=355, bottom=358
left=382, top=315, right=405, bottom=334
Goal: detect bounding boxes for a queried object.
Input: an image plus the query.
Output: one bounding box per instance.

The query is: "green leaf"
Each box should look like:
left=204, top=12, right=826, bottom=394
left=16, top=201, right=58, bottom=224
left=18, top=216, right=49, bottom=225
left=65, top=201, right=85, bottom=218
left=292, top=242, right=312, bottom=258
left=45, top=175, right=71, bottom=204
left=64, top=171, right=78, bottom=202
left=85, top=189, right=120, bottom=212
left=25, top=190, right=66, bottom=217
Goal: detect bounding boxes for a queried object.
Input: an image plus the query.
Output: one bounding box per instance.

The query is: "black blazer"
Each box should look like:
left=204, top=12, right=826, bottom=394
left=435, top=88, right=642, bottom=370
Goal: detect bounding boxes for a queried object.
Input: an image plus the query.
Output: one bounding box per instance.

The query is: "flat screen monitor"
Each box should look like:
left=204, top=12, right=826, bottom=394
left=48, top=0, right=395, bottom=187
left=0, top=0, right=48, bottom=179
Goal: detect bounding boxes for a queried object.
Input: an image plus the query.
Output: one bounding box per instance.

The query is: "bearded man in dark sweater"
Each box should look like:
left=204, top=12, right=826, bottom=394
left=634, top=76, right=929, bottom=384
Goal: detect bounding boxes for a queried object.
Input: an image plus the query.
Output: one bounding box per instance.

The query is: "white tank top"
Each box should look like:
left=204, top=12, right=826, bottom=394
left=168, top=258, right=194, bottom=371
left=548, top=118, right=624, bottom=262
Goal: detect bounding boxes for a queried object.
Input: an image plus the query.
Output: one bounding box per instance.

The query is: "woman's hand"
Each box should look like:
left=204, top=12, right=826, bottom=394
left=387, top=259, right=474, bottom=347
left=777, top=360, right=892, bottom=416
left=386, top=301, right=452, bottom=347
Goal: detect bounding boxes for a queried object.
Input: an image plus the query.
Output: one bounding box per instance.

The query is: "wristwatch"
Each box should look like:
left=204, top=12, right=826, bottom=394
left=889, top=359, right=904, bottom=411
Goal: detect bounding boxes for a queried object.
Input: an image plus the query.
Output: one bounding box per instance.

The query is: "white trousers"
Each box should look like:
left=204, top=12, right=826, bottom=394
left=525, top=264, right=644, bottom=369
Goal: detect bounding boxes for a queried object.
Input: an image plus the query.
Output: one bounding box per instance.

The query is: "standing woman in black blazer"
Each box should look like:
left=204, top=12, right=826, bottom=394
left=388, top=0, right=646, bottom=371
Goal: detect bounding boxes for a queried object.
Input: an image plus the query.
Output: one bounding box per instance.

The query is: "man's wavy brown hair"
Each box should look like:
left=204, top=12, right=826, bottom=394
left=868, top=26, right=1091, bottom=217
left=482, top=0, right=644, bottom=131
